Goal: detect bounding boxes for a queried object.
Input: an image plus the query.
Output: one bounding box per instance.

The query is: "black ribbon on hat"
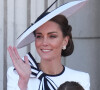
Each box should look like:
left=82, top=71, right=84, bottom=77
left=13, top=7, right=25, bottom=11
left=17, top=0, right=59, bottom=39
left=35, top=0, right=58, bottom=23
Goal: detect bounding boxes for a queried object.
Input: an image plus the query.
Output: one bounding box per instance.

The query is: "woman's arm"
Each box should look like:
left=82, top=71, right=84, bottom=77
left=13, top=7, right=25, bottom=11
left=7, top=46, right=31, bottom=90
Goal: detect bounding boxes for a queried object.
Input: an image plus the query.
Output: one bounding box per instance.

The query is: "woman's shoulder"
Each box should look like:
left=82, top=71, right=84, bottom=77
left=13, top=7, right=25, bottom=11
left=64, top=66, right=89, bottom=76
left=63, top=66, right=90, bottom=90
left=7, top=66, right=15, bottom=74
left=63, top=66, right=90, bottom=82
left=7, top=66, right=19, bottom=79
left=7, top=66, right=15, bottom=72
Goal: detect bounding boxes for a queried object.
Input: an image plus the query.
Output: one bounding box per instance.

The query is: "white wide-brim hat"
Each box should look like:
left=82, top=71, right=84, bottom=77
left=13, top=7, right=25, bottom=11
left=16, top=0, right=88, bottom=48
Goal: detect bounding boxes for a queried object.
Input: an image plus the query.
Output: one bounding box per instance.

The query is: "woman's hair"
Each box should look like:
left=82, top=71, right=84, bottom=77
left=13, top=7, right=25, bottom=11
left=50, top=15, right=74, bottom=56
left=58, top=81, right=84, bottom=90
left=33, top=14, right=74, bottom=57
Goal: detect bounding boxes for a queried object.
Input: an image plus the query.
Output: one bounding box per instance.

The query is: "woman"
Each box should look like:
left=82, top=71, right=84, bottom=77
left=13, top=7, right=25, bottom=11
left=7, top=14, right=90, bottom=90
left=7, top=0, right=90, bottom=90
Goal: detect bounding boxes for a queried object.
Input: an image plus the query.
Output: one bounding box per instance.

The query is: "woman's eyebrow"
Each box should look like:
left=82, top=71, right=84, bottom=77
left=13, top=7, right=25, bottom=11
left=48, top=32, right=57, bottom=34
left=35, top=33, right=42, bottom=35
left=36, top=32, right=57, bottom=35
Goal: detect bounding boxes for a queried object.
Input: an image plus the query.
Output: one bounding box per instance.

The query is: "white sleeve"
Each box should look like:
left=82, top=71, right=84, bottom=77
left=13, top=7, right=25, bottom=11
left=7, top=66, right=21, bottom=90
left=7, top=66, right=40, bottom=90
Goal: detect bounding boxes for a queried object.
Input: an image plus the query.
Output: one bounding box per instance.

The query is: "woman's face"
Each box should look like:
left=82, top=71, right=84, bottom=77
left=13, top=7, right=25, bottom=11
left=35, top=21, right=68, bottom=60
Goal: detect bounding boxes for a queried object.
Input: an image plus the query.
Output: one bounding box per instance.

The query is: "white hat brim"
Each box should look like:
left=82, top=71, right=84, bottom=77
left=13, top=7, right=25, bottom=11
left=16, top=0, right=87, bottom=48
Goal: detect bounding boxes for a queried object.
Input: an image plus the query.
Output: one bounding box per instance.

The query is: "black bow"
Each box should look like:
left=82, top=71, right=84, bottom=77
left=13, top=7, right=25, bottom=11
left=28, top=52, right=58, bottom=90
left=14, top=52, right=58, bottom=90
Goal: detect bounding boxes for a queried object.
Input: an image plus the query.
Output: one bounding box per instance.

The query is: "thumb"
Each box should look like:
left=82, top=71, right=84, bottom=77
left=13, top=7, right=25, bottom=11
left=24, top=56, right=29, bottom=64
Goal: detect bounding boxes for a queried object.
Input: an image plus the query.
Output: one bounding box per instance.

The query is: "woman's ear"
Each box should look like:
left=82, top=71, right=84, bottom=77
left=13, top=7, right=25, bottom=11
left=63, top=36, right=69, bottom=46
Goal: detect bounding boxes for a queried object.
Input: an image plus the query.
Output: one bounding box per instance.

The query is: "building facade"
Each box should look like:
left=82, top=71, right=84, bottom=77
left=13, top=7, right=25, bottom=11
left=0, top=0, right=100, bottom=90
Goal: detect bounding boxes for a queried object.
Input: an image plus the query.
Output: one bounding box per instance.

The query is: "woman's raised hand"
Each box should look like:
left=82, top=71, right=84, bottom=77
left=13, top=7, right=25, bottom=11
left=8, top=46, right=31, bottom=90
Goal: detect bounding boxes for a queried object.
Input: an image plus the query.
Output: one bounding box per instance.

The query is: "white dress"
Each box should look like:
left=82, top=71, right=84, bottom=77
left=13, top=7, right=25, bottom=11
left=7, top=52, right=90, bottom=90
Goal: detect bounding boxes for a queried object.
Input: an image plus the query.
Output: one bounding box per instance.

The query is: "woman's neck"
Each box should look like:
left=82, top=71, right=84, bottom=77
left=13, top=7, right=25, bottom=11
left=39, top=58, right=63, bottom=75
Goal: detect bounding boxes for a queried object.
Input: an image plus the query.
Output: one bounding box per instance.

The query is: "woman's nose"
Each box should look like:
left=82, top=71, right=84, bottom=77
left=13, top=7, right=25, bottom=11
left=42, top=37, right=48, bottom=46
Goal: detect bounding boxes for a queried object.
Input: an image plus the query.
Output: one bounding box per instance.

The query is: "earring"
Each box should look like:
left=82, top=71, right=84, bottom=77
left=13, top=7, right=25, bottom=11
left=62, top=46, right=66, bottom=50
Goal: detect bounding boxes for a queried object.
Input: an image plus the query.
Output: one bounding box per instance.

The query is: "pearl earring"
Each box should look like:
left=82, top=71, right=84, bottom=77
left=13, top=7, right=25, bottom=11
left=62, top=46, right=66, bottom=50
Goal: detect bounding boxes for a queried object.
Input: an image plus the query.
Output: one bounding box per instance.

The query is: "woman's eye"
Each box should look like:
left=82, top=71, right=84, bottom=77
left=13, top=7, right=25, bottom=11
left=50, top=35, right=57, bottom=38
left=36, top=35, right=42, bottom=38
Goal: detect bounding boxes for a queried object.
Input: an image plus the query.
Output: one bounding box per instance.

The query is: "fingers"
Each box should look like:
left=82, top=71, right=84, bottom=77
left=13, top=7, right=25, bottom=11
left=8, top=46, right=22, bottom=67
left=8, top=46, right=29, bottom=65
left=8, top=46, right=20, bottom=60
left=8, top=46, right=17, bottom=62
left=13, top=46, right=21, bottom=59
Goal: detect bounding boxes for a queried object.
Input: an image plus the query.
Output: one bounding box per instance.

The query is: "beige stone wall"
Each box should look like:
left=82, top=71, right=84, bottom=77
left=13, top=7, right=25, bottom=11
left=0, top=0, right=100, bottom=90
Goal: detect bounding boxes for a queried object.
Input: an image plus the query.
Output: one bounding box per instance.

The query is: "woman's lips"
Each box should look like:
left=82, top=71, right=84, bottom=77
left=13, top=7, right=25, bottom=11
left=41, top=49, right=52, bottom=53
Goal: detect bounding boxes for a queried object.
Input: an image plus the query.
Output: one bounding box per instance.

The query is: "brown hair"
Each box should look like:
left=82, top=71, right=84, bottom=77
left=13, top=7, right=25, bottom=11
left=50, top=15, right=74, bottom=57
left=58, top=81, right=84, bottom=90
